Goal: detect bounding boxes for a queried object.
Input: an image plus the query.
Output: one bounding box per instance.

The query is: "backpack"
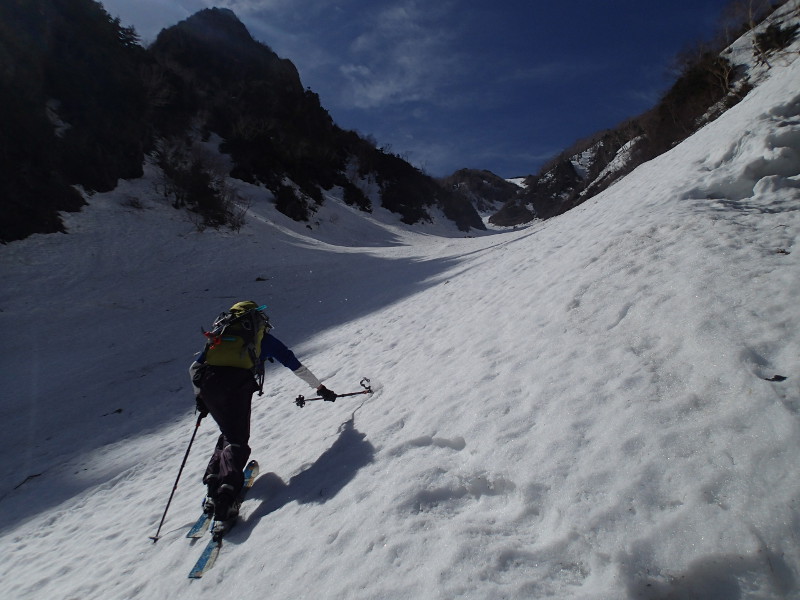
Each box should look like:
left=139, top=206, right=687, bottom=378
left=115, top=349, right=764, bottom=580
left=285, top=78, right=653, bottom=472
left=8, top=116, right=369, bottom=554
left=202, top=301, right=270, bottom=375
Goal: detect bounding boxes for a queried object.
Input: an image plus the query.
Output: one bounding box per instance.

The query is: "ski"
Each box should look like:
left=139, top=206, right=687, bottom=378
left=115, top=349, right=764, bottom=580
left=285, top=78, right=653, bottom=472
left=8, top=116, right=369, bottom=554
left=188, top=460, right=259, bottom=579
left=186, top=512, right=211, bottom=539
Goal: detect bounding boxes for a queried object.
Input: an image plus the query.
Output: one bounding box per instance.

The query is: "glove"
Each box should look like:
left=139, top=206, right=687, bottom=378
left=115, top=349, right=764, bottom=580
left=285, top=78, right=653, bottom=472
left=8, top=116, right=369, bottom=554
left=195, top=396, right=209, bottom=418
left=317, top=385, right=337, bottom=402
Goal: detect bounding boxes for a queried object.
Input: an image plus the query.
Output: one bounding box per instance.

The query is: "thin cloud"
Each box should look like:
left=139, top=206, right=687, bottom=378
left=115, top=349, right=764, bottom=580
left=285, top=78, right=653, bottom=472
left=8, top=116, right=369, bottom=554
left=210, top=0, right=293, bottom=13
left=337, top=1, right=463, bottom=109
left=211, top=0, right=359, bottom=24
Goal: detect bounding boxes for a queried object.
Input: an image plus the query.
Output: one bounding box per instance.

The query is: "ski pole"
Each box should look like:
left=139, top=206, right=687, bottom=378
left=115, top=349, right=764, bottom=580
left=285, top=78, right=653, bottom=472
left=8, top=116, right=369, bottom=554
left=150, top=413, right=204, bottom=543
left=295, top=378, right=373, bottom=407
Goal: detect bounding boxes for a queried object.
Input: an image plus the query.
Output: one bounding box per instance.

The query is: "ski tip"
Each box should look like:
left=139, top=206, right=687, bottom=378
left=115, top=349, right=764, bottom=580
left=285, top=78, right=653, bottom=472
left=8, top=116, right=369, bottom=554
left=188, top=542, right=220, bottom=578
left=245, top=460, right=260, bottom=479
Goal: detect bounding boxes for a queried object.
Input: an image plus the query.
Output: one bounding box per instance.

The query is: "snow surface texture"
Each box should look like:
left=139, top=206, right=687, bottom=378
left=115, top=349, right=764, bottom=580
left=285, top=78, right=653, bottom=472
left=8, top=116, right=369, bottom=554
left=2, top=9, right=800, bottom=600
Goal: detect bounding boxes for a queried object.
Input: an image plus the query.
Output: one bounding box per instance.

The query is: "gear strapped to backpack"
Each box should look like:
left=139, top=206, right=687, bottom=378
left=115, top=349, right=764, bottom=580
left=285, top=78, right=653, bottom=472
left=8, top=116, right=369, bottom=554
left=202, top=301, right=271, bottom=391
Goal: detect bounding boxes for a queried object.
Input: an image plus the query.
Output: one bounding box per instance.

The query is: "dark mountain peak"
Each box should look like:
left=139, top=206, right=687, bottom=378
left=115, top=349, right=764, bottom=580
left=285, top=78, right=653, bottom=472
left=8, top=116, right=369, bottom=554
left=151, top=6, right=301, bottom=91
left=206, top=7, right=238, bottom=20
left=173, top=7, right=254, bottom=47
left=152, top=6, right=280, bottom=70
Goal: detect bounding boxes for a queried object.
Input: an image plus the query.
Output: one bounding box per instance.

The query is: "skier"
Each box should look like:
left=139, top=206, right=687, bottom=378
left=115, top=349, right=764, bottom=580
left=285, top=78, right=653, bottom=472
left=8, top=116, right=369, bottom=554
left=189, top=301, right=336, bottom=522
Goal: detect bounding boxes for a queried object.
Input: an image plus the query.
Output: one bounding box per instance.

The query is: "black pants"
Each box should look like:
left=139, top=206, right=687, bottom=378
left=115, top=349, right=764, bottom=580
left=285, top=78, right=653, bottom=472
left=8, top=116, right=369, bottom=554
left=197, top=366, right=257, bottom=498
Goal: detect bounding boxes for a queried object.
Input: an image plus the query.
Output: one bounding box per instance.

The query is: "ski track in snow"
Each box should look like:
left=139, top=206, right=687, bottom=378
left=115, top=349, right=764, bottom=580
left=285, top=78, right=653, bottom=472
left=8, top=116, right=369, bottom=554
left=1, top=8, right=800, bottom=599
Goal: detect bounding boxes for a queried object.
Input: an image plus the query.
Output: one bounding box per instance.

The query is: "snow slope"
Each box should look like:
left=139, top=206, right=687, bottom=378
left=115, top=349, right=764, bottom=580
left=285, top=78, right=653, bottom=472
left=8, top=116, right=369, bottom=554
left=2, top=13, right=800, bottom=600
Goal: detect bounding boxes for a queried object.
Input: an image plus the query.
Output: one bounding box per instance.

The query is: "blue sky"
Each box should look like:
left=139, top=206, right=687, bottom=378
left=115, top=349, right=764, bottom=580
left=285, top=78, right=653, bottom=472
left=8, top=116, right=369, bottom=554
left=101, top=0, right=737, bottom=177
